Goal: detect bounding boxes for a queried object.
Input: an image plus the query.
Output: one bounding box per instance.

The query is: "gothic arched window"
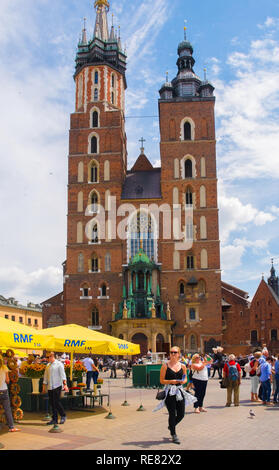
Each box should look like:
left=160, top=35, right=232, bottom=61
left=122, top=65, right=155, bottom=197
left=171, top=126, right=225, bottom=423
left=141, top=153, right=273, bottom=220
left=94, top=71, right=99, bottom=85
left=92, top=111, right=99, bottom=128
left=91, top=136, right=97, bottom=154
left=92, top=307, right=99, bottom=326
left=185, top=159, right=192, bottom=178
left=184, top=122, right=191, bottom=140
left=128, top=211, right=157, bottom=262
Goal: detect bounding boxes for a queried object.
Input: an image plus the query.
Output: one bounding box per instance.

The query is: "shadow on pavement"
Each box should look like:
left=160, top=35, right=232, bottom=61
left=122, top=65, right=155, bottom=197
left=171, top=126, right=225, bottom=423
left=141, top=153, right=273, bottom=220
left=122, top=437, right=172, bottom=448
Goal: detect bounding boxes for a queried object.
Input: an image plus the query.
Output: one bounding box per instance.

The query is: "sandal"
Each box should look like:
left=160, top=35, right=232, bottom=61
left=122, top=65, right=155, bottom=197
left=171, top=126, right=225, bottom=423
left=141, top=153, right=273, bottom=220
left=9, top=428, right=21, bottom=432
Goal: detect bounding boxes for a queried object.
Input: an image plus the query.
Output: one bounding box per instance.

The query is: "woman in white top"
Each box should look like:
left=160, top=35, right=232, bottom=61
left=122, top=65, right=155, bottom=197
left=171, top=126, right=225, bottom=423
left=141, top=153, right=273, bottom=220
left=0, top=355, right=20, bottom=432
left=191, top=353, right=213, bottom=413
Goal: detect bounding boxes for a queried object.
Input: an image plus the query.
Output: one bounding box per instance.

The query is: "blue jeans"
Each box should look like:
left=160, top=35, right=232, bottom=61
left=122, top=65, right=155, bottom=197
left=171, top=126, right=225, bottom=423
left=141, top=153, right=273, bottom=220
left=274, top=374, right=279, bottom=402
left=0, top=389, right=15, bottom=429
left=261, top=379, right=271, bottom=402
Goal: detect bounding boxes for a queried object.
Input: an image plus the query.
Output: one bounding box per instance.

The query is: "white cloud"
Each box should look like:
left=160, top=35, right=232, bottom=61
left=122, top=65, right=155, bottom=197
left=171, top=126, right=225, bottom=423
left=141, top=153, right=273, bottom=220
left=0, top=266, right=63, bottom=305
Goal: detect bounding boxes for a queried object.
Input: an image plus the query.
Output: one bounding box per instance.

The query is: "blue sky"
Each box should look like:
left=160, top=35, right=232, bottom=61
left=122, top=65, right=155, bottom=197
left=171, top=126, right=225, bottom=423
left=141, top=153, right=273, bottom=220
left=0, top=0, right=279, bottom=305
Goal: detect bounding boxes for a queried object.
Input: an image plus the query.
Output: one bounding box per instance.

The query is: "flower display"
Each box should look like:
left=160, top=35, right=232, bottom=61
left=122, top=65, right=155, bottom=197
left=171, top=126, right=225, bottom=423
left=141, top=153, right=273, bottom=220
left=19, top=363, right=46, bottom=378
left=64, top=362, right=87, bottom=380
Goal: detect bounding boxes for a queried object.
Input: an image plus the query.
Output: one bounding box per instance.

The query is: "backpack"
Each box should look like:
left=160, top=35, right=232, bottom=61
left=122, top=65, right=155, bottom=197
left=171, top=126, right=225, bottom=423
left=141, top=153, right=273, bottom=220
left=228, top=363, right=239, bottom=381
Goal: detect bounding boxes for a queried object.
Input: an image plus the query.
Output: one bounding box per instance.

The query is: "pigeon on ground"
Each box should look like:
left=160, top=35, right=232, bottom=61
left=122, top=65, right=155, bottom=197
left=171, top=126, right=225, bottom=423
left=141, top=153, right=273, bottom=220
left=249, top=409, right=256, bottom=418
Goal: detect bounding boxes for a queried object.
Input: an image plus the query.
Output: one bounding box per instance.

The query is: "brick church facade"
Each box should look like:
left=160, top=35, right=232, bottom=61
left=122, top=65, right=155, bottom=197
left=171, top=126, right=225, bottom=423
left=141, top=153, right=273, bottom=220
left=42, top=1, right=279, bottom=356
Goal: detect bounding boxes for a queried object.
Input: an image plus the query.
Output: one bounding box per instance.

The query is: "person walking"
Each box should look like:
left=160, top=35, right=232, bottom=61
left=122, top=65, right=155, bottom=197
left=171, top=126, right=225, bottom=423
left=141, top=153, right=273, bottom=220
left=273, top=353, right=279, bottom=404
left=223, top=354, right=242, bottom=407
left=82, top=355, right=98, bottom=391
left=0, top=354, right=20, bottom=432
left=249, top=351, right=261, bottom=402
left=191, top=353, right=213, bottom=413
left=42, top=352, right=68, bottom=425
left=259, top=356, right=273, bottom=405
left=158, top=346, right=187, bottom=444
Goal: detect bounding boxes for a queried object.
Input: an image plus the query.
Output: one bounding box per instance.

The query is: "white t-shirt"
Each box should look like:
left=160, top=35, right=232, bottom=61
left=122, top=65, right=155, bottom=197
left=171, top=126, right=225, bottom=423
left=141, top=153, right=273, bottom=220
left=0, top=366, right=8, bottom=391
left=83, top=357, right=94, bottom=372
left=192, top=365, right=209, bottom=381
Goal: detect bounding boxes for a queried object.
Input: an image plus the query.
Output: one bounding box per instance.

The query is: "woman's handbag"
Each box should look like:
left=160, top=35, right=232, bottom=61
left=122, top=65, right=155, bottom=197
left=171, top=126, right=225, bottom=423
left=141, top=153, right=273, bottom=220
left=220, top=377, right=229, bottom=389
left=156, top=388, right=166, bottom=400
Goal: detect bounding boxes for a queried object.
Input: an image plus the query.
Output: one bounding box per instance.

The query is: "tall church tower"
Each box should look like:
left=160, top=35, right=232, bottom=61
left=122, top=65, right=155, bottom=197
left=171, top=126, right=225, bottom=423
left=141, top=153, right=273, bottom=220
left=158, top=31, right=222, bottom=352
left=64, top=0, right=128, bottom=327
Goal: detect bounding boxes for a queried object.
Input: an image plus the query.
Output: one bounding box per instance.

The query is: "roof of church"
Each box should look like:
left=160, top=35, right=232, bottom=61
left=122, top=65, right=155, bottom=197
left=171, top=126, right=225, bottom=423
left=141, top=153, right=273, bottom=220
left=130, top=153, right=154, bottom=172
left=121, top=168, right=161, bottom=200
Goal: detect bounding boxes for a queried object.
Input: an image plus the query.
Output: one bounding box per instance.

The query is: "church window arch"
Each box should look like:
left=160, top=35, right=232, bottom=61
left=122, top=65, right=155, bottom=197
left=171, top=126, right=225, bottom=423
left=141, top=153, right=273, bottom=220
left=91, top=109, right=99, bottom=128
left=180, top=117, right=195, bottom=141
left=105, top=252, right=111, bottom=272
left=90, top=253, right=99, bottom=273
left=181, top=155, right=196, bottom=179
left=127, top=210, right=157, bottom=262
left=94, top=88, right=98, bottom=101
left=91, top=307, right=99, bottom=326
left=94, top=71, right=99, bottom=85
left=88, top=189, right=99, bottom=213
left=88, top=159, right=99, bottom=183
left=185, top=186, right=193, bottom=206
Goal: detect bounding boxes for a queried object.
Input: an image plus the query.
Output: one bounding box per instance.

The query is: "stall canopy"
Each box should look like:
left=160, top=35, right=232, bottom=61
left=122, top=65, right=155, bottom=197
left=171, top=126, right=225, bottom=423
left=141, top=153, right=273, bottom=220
left=0, top=316, right=54, bottom=350
left=40, top=324, right=140, bottom=355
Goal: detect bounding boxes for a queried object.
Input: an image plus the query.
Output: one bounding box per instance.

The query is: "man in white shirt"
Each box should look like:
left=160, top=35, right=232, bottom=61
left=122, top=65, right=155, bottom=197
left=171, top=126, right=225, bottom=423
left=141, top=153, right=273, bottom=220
left=42, top=352, right=68, bottom=425
left=82, top=355, right=97, bottom=390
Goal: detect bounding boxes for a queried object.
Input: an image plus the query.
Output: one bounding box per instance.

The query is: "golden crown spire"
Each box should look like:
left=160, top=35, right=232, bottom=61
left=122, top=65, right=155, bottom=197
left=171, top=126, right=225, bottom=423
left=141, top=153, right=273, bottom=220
left=94, top=0, right=109, bottom=8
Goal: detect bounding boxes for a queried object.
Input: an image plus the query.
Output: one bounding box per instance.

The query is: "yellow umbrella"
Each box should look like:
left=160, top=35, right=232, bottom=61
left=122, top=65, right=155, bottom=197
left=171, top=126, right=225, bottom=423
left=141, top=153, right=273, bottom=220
left=0, top=316, right=54, bottom=350
left=0, top=347, right=25, bottom=356
left=39, top=324, right=140, bottom=379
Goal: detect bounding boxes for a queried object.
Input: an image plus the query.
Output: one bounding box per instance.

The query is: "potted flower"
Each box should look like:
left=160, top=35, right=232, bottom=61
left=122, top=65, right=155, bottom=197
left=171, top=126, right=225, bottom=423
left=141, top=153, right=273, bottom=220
left=97, top=378, right=103, bottom=389
left=19, top=363, right=46, bottom=394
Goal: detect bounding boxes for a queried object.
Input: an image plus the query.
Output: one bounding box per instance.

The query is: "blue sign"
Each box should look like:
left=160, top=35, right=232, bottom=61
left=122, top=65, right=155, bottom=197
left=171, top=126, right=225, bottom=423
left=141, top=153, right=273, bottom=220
left=64, top=340, right=86, bottom=348
left=14, top=333, right=34, bottom=344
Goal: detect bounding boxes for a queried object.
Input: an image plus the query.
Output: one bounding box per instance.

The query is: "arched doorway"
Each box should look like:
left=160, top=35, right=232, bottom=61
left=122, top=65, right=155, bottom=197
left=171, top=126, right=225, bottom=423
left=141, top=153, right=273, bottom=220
left=156, top=333, right=164, bottom=352
left=132, top=333, right=148, bottom=356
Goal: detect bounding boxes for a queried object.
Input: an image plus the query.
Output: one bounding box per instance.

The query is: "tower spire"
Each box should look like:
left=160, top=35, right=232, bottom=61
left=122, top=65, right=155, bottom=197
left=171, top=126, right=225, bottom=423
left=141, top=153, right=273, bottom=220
left=93, top=0, right=109, bottom=42
left=81, top=17, right=87, bottom=45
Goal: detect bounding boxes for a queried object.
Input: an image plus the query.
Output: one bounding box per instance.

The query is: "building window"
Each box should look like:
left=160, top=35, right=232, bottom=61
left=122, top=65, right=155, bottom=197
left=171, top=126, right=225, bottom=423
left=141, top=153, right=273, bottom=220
left=91, top=136, right=97, bottom=154
left=83, top=287, right=89, bottom=297
left=28, top=318, right=31, bottom=325
left=186, top=255, right=194, bottom=270
left=94, top=88, right=98, bottom=101
left=184, top=122, right=191, bottom=140
left=184, top=159, right=192, bottom=178
left=12, top=316, right=15, bottom=322
left=5, top=315, right=8, bottom=319
left=189, top=308, right=196, bottom=321
left=90, top=163, right=98, bottom=183
left=19, top=317, right=23, bottom=323
left=179, top=282, right=185, bottom=296
left=128, top=211, right=157, bottom=262
left=92, top=111, right=99, bottom=128
left=105, top=253, right=111, bottom=272
left=271, top=329, right=277, bottom=341
left=91, top=255, right=99, bottom=272
left=92, top=307, right=99, bottom=326
left=94, top=71, right=99, bottom=84
left=101, top=284, right=107, bottom=297
left=185, top=187, right=193, bottom=206
left=111, top=74, right=115, bottom=88
left=251, top=330, right=258, bottom=343
left=91, top=192, right=98, bottom=212
left=111, top=91, right=114, bottom=104
left=34, top=319, right=38, bottom=326
left=91, top=224, right=98, bottom=243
